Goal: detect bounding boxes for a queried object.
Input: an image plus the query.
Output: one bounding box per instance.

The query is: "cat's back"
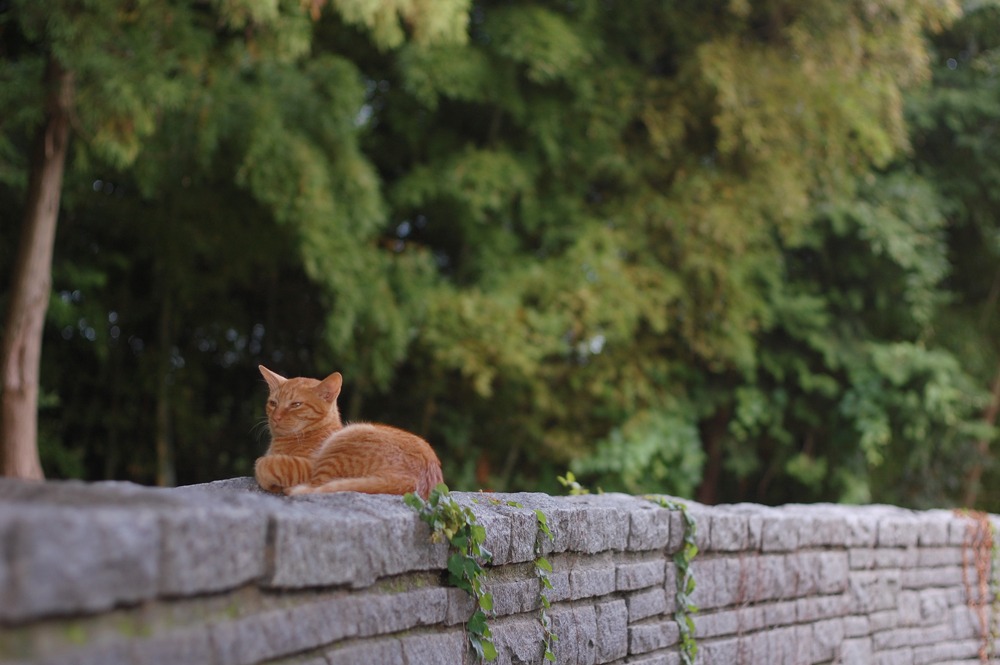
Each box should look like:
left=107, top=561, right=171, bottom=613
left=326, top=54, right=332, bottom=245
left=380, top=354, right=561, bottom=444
left=319, top=422, right=444, bottom=495
left=324, top=422, right=441, bottom=464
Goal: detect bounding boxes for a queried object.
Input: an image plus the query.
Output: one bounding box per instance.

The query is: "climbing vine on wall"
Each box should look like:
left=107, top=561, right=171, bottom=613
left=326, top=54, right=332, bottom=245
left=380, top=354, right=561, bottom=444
left=956, top=509, right=999, bottom=664
left=405, top=485, right=497, bottom=661
left=648, top=496, right=700, bottom=665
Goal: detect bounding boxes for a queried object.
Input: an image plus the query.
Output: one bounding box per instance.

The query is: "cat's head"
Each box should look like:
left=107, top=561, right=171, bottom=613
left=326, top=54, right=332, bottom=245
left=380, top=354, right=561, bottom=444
left=259, top=366, right=343, bottom=437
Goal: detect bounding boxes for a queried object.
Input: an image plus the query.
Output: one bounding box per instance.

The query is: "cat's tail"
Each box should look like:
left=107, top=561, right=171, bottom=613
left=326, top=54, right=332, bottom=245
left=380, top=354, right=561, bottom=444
left=416, top=461, right=445, bottom=499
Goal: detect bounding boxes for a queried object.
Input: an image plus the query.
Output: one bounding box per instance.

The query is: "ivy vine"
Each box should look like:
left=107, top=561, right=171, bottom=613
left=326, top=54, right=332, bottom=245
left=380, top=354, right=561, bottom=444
left=405, top=482, right=699, bottom=665
left=404, top=484, right=497, bottom=662
left=503, top=500, right=559, bottom=661
left=956, top=509, right=999, bottom=664
left=647, top=495, right=700, bottom=665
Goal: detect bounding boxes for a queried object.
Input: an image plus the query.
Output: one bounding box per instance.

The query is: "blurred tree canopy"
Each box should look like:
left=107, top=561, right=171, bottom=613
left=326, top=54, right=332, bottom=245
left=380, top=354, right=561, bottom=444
left=1, top=0, right=998, bottom=509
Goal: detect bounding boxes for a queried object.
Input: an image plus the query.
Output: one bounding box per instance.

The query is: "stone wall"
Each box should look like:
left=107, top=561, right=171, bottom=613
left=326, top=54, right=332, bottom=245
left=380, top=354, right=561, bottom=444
left=0, top=477, right=996, bottom=665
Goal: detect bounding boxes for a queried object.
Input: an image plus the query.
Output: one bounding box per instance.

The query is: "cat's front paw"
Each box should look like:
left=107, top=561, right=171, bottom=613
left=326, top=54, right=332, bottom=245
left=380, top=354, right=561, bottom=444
left=254, top=456, right=287, bottom=493
left=285, top=484, right=314, bottom=496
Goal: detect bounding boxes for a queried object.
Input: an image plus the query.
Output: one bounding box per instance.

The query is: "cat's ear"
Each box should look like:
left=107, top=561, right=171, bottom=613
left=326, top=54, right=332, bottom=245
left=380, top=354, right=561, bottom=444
left=317, top=371, right=343, bottom=403
left=259, top=365, right=287, bottom=392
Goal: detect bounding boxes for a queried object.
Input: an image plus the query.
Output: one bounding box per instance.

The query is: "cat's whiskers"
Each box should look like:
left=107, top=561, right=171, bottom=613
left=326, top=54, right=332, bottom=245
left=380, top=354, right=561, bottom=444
left=250, top=419, right=271, bottom=444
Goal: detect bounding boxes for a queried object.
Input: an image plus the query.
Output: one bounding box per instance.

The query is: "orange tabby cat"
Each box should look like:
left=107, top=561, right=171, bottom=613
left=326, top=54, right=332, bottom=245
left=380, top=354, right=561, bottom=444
left=254, top=366, right=444, bottom=499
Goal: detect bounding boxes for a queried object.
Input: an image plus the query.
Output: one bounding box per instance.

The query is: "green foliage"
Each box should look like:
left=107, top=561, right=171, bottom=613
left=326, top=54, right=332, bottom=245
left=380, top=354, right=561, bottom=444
left=555, top=471, right=589, bottom=496
left=3, top=0, right=998, bottom=512
left=647, top=496, right=699, bottom=665
left=404, top=485, right=496, bottom=661
left=572, top=409, right=705, bottom=498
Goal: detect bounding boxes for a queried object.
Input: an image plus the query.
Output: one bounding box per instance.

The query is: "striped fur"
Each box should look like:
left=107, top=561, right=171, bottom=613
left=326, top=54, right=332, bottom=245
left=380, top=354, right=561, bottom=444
left=254, top=366, right=444, bottom=499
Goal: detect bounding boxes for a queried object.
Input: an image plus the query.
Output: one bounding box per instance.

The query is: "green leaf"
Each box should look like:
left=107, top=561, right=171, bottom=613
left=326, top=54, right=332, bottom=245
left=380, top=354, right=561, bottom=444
left=448, top=553, right=467, bottom=578
left=535, top=556, right=553, bottom=573
left=468, top=609, right=489, bottom=635
left=482, top=640, right=499, bottom=662
left=479, top=593, right=494, bottom=612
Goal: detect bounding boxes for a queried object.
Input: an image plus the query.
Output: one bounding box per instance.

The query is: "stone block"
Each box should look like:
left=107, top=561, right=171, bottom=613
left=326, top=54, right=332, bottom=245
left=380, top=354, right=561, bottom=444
left=785, top=551, right=849, bottom=596
left=556, top=495, right=632, bottom=554
left=896, top=590, right=923, bottom=626
left=900, top=565, right=963, bottom=590
left=874, top=647, right=914, bottom=665
left=445, top=586, right=476, bottom=625
left=911, top=639, right=981, bottom=665
left=1, top=504, right=160, bottom=621
left=209, top=588, right=447, bottom=665
left=129, top=626, right=215, bottom=665
left=843, top=615, right=871, bottom=638
left=559, top=552, right=617, bottom=600
left=692, top=609, right=742, bottom=639
left=913, top=511, right=952, bottom=547
left=837, top=637, right=873, bottom=665
left=916, top=546, right=963, bottom=568
left=760, top=514, right=801, bottom=552
left=708, top=512, right=749, bottom=552
left=157, top=505, right=267, bottom=596
left=796, top=593, right=850, bottom=622
left=811, top=617, right=845, bottom=662
left=849, top=570, right=901, bottom=613
left=570, top=564, right=617, bottom=599
left=265, top=494, right=447, bottom=589
left=624, top=654, right=680, bottom=665
left=397, top=630, right=467, bottom=665
left=869, top=608, right=900, bottom=632
left=352, top=588, right=449, bottom=637
left=550, top=604, right=598, bottom=665
left=628, top=619, right=680, bottom=654
left=950, top=604, right=981, bottom=640
left=687, top=558, right=721, bottom=609
left=594, top=599, right=628, bottom=663
left=496, top=492, right=631, bottom=556
left=872, top=623, right=952, bottom=651
left=29, top=640, right=132, bottom=665
left=761, top=599, right=797, bottom=627
left=798, top=514, right=850, bottom=548
left=916, top=588, right=955, bottom=624
left=626, top=498, right=673, bottom=551
left=491, top=614, right=545, bottom=665
left=326, top=637, right=403, bottom=665
left=210, top=605, right=320, bottom=665
left=842, top=514, right=879, bottom=548
left=878, top=516, right=920, bottom=548
left=885, top=547, right=918, bottom=569
left=698, top=637, right=739, bottom=662
left=468, top=507, right=516, bottom=566
left=849, top=548, right=876, bottom=570
left=948, top=515, right=972, bottom=546
left=470, top=498, right=539, bottom=565
left=616, top=558, right=665, bottom=592
left=627, top=587, right=669, bottom=622
left=486, top=575, right=541, bottom=616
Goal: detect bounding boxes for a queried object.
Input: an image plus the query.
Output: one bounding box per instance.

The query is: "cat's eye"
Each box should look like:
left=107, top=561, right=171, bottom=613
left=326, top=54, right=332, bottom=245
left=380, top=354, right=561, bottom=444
left=290, top=401, right=302, bottom=408
left=267, top=399, right=277, bottom=408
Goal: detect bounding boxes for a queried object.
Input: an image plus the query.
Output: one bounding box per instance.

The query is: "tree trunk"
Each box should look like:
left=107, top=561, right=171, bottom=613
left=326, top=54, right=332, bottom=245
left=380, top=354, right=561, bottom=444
left=696, top=407, right=731, bottom=505
left=0, top=60, right=74, bottom=480
left=154, top=289, right=176, bottom=487
left=963, top=368, right=1000, bottom=508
